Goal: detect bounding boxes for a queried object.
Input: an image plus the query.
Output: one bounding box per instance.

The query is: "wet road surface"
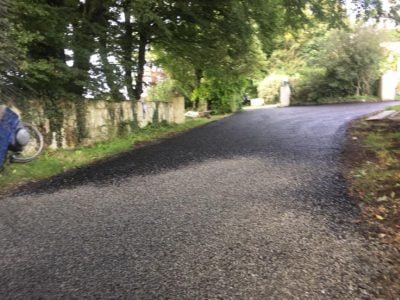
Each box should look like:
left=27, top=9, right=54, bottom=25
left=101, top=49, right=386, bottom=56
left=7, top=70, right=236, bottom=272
left=0, top=102, right=398, bottom=299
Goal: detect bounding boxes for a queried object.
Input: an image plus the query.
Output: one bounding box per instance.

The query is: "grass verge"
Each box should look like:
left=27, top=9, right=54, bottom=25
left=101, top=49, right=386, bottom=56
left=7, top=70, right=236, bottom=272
left=345, top=119, right=400, bottom=244
left=344, top=118, right=400, bottom=296
left=0, top=116, right=224, bottom=191
left=386, top=104, right=400, bottom=111
left=292, top=95, right=381, bottom=106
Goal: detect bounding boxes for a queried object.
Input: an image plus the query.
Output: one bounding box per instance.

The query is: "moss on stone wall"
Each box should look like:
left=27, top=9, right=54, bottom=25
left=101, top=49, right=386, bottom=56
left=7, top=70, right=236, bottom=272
left=152, top=102, right=160, bottom=126
left=75, top=100, right=88, bottom=144
left=130, top=100, right=139, bottom=131
left=9, top=96, right=185, bottom=149
left=44, top=98, right=64, bottom=148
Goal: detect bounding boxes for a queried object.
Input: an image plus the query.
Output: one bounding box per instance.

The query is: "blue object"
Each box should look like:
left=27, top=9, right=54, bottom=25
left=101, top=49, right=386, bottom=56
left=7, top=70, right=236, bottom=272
left=0, top=107, right=21, bottom=168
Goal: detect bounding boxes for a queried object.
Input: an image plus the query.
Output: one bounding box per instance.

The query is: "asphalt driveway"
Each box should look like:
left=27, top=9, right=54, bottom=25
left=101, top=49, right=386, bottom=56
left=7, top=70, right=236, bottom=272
left=0, top=102, right=398, bottom=299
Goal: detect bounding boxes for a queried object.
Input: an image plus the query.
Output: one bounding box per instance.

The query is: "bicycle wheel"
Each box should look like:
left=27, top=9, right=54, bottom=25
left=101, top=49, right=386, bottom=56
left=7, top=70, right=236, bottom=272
left=10, top=123, right=44, bottom=163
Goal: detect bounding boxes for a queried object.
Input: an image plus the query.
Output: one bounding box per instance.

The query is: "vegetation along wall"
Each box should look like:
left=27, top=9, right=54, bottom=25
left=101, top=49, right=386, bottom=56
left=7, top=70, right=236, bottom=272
left=9, top=96, right=185, bottom=149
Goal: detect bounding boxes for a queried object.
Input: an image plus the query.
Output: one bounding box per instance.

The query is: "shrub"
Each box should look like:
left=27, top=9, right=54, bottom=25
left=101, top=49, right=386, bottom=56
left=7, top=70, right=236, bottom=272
left=192, top=76, right=245, bottom=114
left=147, top=79, right=180, bottom=102
left=290, top=68, right=346, bottom=104
left=257, top=74, right=288, bottom=104
left=291, top=71, right=380, bottom=105
left=267, top=26, right=388, bottom=105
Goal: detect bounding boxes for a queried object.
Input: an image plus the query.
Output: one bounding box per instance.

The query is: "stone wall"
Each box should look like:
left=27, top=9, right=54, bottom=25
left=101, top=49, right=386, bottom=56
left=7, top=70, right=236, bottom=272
left=10, top=96, right=185, bottom=149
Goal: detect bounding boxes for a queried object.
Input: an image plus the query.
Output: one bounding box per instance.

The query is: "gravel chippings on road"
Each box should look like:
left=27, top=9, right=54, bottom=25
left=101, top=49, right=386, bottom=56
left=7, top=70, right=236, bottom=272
left=0, top=102, right=399, bottom=299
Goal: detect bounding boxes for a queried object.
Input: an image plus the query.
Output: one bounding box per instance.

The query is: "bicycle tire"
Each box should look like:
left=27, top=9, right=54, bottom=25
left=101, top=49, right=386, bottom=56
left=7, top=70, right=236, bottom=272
left=11, top=123, right=44, bottom=163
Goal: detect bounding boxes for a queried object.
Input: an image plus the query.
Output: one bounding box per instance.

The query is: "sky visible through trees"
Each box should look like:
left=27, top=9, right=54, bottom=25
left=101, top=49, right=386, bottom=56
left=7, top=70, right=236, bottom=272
left=0, top=0, right=393, bottom=112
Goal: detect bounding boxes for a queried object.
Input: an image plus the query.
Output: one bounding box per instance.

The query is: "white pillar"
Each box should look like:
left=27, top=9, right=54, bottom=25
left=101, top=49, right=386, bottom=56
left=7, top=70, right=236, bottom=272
left=380, top=70, right=399, bottom=101
left=280, top=84, right=291, bottom=107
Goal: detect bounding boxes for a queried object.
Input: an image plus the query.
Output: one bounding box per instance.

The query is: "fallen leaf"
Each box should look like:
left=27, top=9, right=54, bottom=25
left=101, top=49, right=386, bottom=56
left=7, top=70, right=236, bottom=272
left=377, top=196, right=389, bottom=202
left=375, top=215, right=385, bottom=221
left=378, top=206, right=387, bottom=213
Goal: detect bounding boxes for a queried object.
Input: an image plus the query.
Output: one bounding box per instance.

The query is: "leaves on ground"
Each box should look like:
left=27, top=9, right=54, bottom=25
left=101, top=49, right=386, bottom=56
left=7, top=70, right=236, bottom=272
left=344, top=119, right=400, bottom=247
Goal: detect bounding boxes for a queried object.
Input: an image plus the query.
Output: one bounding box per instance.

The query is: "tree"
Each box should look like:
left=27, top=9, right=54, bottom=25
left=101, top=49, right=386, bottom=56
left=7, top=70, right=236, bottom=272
left=152, top=0, right=362, bottom=112
left=258, top=23, right=389, bottom=104
left=7, top=0, right=72, bottom=98
left=388, top=2, right=400, bottom=24
left=315, top=27, right=386, bottom=96
left=0, top=0, right=18, bottom=98
left=1, top=0, right=385, bottom=112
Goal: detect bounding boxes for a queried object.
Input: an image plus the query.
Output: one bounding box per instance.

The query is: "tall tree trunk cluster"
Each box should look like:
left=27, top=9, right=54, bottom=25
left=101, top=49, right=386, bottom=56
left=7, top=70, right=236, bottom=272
left=7, top=0, right=155, bottom=102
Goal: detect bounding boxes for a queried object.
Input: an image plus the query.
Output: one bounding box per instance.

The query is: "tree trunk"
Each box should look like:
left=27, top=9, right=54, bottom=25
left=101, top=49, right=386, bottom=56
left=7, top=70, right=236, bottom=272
left=354, top=78, right=361, bottom=97
left=98, top=33, right=124, bottom=100
left=195, top=68, right=203, bottom=88
left=194, top=68, right=207, bottom=111
left=362, top=74, right=371, bottom=96
left=134, top=30, right=148, bottom=101
left=71, top=22, right=93, bottom=96
left=122, top=1, right=135, bottom=101
left=69, top=0, right=102, bottom=97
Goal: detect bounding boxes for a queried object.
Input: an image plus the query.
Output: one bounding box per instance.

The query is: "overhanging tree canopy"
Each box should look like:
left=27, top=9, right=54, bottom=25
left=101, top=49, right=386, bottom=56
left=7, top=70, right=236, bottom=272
left=0, top=0, right=384, bottom=110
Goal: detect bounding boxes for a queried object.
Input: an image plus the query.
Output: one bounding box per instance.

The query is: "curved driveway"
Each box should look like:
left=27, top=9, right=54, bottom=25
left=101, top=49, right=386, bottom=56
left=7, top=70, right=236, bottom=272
left=0, top=102, right=398, bottom=299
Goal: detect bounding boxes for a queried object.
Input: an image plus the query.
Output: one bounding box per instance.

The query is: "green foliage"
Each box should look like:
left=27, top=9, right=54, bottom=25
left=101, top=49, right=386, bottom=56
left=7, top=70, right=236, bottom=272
left=258, top=74, right=288, bottom=104
left=270, top=26, right=389, bottom=104
left=156, top=33, right=268, bottom=112
left=147, top=79, right=179, bottom=102
left=0, top=0, right=384, bottom=113
left=192, top=76, right=247, bottom=114
left=290, top=67, right=345, bottom=104
left=314, top=27, right=386, bottom=96
left=0, top=0, right=19, bottom=98
left=265, top=24, right=329, bottom=77
left=388, top=3, right=400, bottom=24
left=386, top=105, right=400, bottom=111
left=8, top=0, right=72, bottom=97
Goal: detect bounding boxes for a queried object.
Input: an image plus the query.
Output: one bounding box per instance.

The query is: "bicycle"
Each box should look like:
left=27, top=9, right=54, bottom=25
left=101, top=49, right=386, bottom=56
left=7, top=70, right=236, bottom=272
left=9, top=122, right=44, bottom=163
left=0, top=106, right=44, bottom=168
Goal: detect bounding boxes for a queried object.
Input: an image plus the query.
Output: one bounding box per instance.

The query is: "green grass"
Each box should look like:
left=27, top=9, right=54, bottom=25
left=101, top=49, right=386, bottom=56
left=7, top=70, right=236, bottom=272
left=0, top=116, right=224, bottom=190
left=347, top=120, right=400, bottom=243
left=345, top=119, right=400, bottom=291
left=386, top=105, right=400, bottom=111
left=292, top=95, right=381, bottom=106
